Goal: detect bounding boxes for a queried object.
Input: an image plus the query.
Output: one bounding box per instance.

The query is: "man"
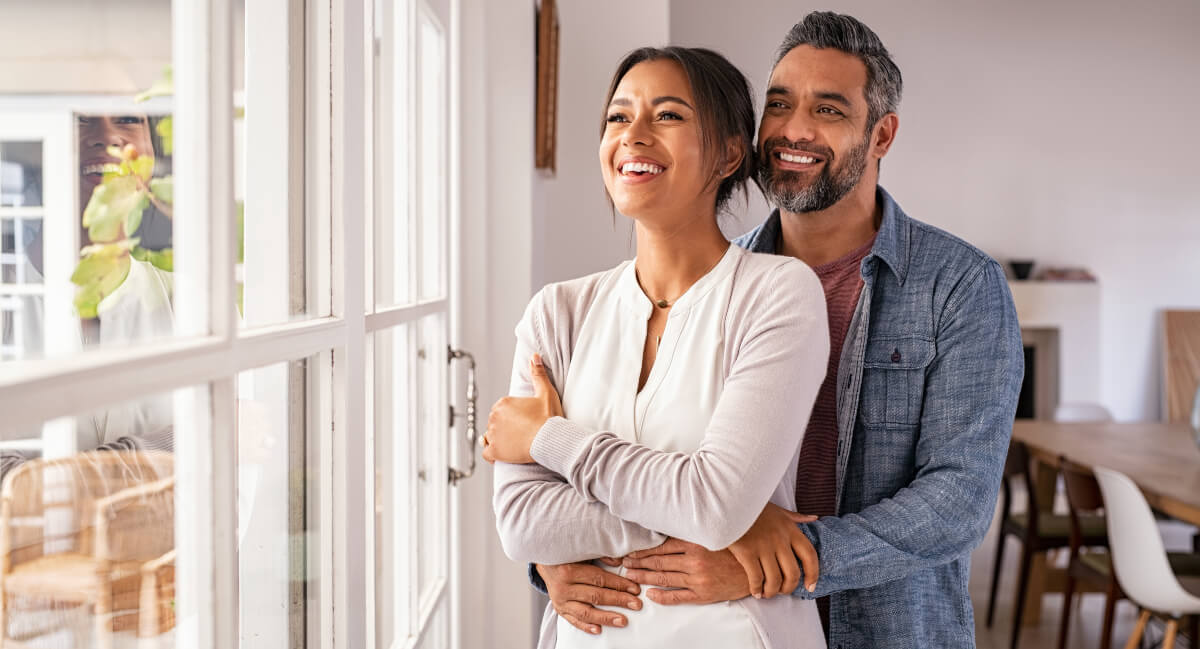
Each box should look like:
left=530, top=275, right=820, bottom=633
left=533, top=11, right=1023, bottom=648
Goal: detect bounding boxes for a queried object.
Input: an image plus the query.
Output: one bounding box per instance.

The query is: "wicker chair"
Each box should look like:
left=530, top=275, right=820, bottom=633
left=0, top=450, right=175, bottom=648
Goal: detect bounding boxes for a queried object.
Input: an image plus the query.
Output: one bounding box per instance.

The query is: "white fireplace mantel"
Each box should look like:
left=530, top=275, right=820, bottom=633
left=1008, top=280, right=1102, bottom=407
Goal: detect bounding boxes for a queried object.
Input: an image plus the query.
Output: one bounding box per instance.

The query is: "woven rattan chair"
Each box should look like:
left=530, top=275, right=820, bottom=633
left=0, top=450, right=174, bottom=648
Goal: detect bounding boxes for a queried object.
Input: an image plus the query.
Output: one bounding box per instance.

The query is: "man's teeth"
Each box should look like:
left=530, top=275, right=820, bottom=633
left=621, top=161, right=664, bottom=175
left=779, top=152, right=818, bottom=164
left=82, top=163, right=121, bottom=175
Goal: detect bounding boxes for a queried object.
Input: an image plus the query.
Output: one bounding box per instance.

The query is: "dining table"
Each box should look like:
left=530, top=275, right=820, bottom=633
left=1008, top=419, right=1200, bottom=625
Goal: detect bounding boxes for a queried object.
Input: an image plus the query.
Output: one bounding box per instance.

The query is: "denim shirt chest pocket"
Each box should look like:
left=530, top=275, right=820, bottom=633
left=859, top=336, right=936, bottom=428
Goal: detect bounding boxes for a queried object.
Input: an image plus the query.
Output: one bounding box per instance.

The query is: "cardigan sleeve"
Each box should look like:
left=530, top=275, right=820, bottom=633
left=529, top=261, right=829, bottom=550
left=492, top=288, right=668, bottom=564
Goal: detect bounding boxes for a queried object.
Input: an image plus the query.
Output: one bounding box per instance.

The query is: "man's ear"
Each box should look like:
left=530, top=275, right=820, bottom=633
left=871, top=113, right=899, bottom=161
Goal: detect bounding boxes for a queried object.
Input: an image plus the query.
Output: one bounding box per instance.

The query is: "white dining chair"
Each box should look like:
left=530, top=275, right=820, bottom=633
left=1093, top=466, right=1200, bottom=649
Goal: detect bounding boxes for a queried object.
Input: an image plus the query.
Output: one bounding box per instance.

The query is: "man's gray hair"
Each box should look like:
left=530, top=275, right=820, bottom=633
left=774, top=12, right=902, bottom=127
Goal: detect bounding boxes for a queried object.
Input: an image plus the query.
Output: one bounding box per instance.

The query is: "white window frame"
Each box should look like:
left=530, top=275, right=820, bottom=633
left=0, top=1, right=385, bottom=648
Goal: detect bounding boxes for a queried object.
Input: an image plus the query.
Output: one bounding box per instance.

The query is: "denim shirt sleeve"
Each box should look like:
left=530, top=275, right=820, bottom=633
left=794, top=259, right=1023, bottom=598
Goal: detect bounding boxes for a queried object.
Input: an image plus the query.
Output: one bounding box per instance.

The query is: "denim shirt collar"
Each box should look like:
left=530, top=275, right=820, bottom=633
left=738, top=185, right=911, bottom=286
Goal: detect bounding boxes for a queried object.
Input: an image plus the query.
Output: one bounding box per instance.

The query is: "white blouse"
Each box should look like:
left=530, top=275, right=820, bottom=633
left=553, top=245, right=787, bottom=649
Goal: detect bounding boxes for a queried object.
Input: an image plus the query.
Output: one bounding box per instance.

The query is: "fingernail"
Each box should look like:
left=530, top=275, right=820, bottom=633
left=628, top=586, right=640, bottom=595
left=753, top=593, right=761, bottom=599
left=806, top=582, right=816, bottom=592
left=613, top=617, right=625, bottom=627
left=630, top=599, right=641, bottom=610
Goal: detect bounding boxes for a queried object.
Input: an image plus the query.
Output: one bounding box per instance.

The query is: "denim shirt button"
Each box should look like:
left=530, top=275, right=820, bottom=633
left=891, top=348, right=902, bottom=363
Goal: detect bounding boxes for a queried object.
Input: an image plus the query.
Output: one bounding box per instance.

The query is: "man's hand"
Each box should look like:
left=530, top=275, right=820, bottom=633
left=620, top=539, right=752, bottom=605
left=537, top=561, right=642, bottom=636
left=621, top=504, right=819, bottom=604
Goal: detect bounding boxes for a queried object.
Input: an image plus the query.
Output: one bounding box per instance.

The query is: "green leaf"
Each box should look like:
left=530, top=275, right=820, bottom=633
left=83, top=176, right=148, bottom=243
left=134, top=66, right=174, bottom=103
left=149, top=176, right=173, bottom=205
left=130, top=154, right=155, bottom=182
left=131, top=246, right=174, bottom=272
left=156, top=116, right=173, bottom=155
left=71, top=245, right=131, bottom=319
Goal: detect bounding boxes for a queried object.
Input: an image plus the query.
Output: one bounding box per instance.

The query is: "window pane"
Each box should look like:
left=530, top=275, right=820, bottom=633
left=0, top=385, right=191, bottom=648
left=237, top=0, right=323, bottom=329
left=373, top=0, right=413, bottom=309
left=0, top=141, right=42, bottom=207
left=237, top=355, right=319, bottom=646
left=0, top=4, right=210, bottom=365
left=417, top=14, right=446, bottom=302
left=373, top=314, right=449, bottom=647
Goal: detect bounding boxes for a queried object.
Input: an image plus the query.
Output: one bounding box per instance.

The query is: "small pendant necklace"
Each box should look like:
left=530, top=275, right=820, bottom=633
left=654, top=298, right=673, bottom=309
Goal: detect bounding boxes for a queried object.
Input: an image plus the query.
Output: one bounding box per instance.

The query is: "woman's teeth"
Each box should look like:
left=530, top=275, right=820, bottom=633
left=621, top=161, right=664, bottom=175
left=778, top=152, right=818, bottom=164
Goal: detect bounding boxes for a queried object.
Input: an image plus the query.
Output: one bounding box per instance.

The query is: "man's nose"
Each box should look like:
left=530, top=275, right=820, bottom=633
left=774, top=111, right=819, bottom=144
left=84, top=119, right=123, bottom=149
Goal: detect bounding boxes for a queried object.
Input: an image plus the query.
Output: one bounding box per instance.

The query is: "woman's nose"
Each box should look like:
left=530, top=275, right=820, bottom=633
left=621, top=115, right=653, bottom=147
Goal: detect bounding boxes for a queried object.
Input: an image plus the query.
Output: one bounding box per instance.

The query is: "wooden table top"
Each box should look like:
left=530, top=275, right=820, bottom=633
left=1012, top=420, right=1200, bottom=526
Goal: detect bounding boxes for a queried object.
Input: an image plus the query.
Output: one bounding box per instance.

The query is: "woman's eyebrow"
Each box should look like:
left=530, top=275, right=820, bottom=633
left=607, top=96, right=694, bottom=110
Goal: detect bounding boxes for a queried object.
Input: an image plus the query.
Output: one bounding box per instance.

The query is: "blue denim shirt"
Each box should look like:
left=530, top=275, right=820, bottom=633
left=734, top=186, right=1023, bottom=649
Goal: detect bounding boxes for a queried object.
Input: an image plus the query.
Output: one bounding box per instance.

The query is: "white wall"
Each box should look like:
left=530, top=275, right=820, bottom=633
left=455, top=0, right=538, bottom=648
left=670, top=0, right=1200, bottom=421
left=533, top=0, right=671, bottom=286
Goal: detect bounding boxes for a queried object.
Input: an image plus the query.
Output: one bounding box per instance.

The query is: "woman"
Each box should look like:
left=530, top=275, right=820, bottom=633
left=485, top=47, right=829, bottom=649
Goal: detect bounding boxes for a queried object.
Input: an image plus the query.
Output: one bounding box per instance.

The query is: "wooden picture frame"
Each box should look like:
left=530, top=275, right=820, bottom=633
left=535, top=0, right=559, bottom=172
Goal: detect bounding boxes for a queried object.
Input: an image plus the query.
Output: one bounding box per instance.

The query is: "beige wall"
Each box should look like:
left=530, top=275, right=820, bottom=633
left=669, top=0, right=1200, bottom=421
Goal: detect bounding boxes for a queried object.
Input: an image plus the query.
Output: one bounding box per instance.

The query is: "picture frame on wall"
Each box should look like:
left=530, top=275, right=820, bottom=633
left=535, top=0, right=559, bottom=172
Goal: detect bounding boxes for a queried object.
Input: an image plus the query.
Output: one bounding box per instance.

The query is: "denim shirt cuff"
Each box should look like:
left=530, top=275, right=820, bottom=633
left=528, top=562, right=549, bottom=595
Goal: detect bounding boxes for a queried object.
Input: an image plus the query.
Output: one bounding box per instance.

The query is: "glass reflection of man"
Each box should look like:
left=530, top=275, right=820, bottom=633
left=2, top=114, right=175, bottom=482
left=76, top=114, right=172, bottom=249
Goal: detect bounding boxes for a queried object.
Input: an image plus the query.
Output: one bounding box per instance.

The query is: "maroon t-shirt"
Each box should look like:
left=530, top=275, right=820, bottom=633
left=794, top=235, right=876, bottom=517
left=795, top=235, right=876, bottom=634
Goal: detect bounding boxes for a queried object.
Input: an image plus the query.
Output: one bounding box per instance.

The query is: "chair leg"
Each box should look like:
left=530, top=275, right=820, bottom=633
left=1057, top=572, right=1075, bottom=649
left=1123, top=609, right=1150, bottom=649
left=1162, top=618, right=1178, bottom=649
left=1010, top=545, right=1034, bottom=649
left=1188, top=615, right=1198, bottom=649
left=96, top=584, right=113, bottom=649
left=987, top=531, right=1009, bottom=628
left=1099, top=581, right=1119, bottom=649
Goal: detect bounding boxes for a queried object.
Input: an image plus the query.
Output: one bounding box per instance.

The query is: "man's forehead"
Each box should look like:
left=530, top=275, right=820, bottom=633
left=767, top=45, right=868, bottom=104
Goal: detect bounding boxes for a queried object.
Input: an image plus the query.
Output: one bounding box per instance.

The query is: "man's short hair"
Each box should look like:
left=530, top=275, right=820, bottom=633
left=774, top=12, right=902, bottom=128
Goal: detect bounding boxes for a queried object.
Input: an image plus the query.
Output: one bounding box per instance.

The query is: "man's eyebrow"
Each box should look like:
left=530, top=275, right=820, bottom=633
left=607, top=96, right=694, bottom=110
left=765, top=86, right=855, bottom=108
left=815, top=91, right=853, bottom=107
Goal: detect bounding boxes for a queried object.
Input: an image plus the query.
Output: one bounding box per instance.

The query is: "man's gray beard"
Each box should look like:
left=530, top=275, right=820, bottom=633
left=759, top=136, right=870, bottom=214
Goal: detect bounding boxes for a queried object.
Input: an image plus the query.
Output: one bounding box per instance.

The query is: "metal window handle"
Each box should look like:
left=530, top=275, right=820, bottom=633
left=447, top=346, right=478, bottom=485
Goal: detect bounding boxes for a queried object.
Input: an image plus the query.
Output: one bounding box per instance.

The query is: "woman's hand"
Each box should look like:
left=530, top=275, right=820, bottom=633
left=482, top=354, right=564, bottom=464
left=727, top=503, right=820, bottom=598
